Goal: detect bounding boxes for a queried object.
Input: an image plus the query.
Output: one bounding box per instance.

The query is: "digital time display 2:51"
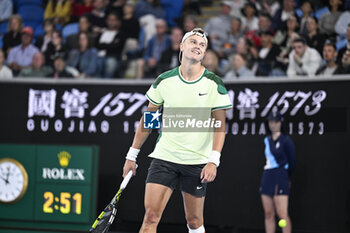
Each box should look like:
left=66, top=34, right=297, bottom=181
left=34, top=184, right=92, bottom=223
left=43, top=191, right=82, bottom=214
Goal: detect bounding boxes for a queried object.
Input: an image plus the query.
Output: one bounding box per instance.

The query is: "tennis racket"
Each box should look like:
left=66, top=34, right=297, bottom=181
left=89, top=166, right=137, bottom=233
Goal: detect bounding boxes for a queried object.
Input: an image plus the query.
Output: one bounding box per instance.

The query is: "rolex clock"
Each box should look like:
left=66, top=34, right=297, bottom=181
left=0, top=158, right=28, bottom=203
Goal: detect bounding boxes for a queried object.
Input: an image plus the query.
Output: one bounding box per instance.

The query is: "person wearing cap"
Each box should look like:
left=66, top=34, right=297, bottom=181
left=260, top=110, right=296, bottom=233
left=122, top=28, right=232, bottom=233
left=6, top=26, right=39, bottom=76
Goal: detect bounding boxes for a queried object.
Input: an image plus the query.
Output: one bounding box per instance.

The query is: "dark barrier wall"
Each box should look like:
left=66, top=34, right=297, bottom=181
left=0, top=78, right=349, bottom=233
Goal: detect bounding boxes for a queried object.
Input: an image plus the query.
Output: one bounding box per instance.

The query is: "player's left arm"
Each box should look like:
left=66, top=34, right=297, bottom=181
left=200, top=109, right=226, bottom=183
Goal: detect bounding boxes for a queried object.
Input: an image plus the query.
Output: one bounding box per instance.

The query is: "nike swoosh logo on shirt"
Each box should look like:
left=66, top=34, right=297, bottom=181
left=198, top=93, right=208, bottom=96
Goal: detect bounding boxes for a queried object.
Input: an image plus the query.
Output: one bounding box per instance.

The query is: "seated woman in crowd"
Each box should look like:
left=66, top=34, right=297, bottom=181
left=66, top=32, right=98, bottom=78
left=304, top=16, right=326, bottom=55
left=44, top=30, right=67, bottom=67
left=272, top=14, right=300, bottom=76
left=2, top=14, right=22, bottom=57
left=35, top=19, right=55, bottom=53
left=319, top=0, right=343, bottom=36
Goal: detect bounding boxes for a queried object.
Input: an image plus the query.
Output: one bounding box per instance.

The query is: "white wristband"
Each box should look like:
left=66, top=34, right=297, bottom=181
left=125, top=147, right=140, bottom=162
left=208, top=150, right=221, bottom=167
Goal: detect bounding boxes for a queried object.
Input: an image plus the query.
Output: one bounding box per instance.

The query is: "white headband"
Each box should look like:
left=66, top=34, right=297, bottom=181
left=181, top=28, right=208, bottom=45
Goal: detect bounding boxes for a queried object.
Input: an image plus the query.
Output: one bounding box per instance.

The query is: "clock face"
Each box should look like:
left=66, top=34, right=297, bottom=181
left=0, top=158, right=28, bottom=203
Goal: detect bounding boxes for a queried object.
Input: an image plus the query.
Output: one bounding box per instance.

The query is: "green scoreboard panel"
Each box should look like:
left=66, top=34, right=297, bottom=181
left=0, top=144, right=98, bottom=232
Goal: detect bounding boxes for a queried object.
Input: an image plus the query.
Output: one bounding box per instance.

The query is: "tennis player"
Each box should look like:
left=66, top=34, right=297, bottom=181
left=122, top=28, right=232, bottom=233
left=260, top=111, right=296, bottom=233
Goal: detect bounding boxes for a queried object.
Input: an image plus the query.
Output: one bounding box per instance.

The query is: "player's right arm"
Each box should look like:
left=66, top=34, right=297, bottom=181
left=122, top=102, right=160, bottom=177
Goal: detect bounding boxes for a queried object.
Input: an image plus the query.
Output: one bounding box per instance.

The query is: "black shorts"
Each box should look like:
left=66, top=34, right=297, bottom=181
left=260, top=167, right=290, bottom=197
left=146, top=158, right=207, bottom=197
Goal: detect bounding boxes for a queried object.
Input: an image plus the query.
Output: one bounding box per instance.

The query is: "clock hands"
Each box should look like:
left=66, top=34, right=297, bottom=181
left=0, top=174, right=9, bottom=184
left=0, top=168, right=11, bottom=184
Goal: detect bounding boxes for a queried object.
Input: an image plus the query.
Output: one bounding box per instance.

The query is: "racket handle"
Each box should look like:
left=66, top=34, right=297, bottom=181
left=120, top=164, right=137, bottom=190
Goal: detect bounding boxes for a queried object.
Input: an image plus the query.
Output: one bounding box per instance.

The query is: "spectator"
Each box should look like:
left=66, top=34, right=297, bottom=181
left=316, top=40, right=344, bottom=75
left=182, top=14, right=198, bottom=32
left=134, top=0, right=165, bottom=19
left=49, top=55, right=74, bottom=78
left=7, top=27, right=39, bottom=75
left=71, top=0, right=94, bottom=22
left=0, top=50, right=13, bottom=79
left=341, top=49, right=350, bottom=73
left=224, top=53, right=255, bottom=79
left=229, top=0, right=246, bottom=18
left=241, top=2, right=259, bottom=31
left=204, top=1, right=232, bottom=50
left=44, top=30, right=67, bottom=67
left=0, top=0, right=13, bottom=24
left=135, top=0, right=166, bottom=48
left=182, top=0, right=201, bottom=15
left=335, top=9, right=350, bottom=38
left=35, top=19, right=55, bottom=53
left=86, top=0, right=107, bottom=37
left=19, top=52, right=53, bottom=77
left=304, top=16, right=326, bottom=55
left=66, top=32, right=98, bottom=78
left=226, top=37, right=257, bottom=72
left=2, top=14, right=22, bottom=57
left=319, top=0, right=342, bottom=36
left=157, top=27, right=183, bottom=74
left=136, top=19, right=171, bottom=79
left=255, top=30, right=281, bottom=76
left=272, top=0, right=297, bottom=31
left=44, top=0, right=72, bottom=26
left=96, top=12, right=127, bottom=78
left=337, top=23, right=350, bottom=64
left=274, top=14, right=300, bottom=49
left=121, top=1, right=140, bottom=40
left=299, top=0, right=314, bottom=36
left=216, top=17, right=244, bottom=59
left=273, top=15, right=300, bottom=76
left=249, top=0, right=280, bottom=17
left=287, top=37, right=322, bottom=76
left=245, top=12, right=273, bottom=48
left=65, top=15, right=91, bottom=51
left=161, top=0, right=183, bottom=27
left=202, top=50, right=220, bottom=74
left=106, top=0, right=125, bottom=17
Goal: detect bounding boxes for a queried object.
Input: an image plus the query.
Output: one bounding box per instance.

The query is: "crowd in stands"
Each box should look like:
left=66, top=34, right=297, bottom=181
left=1, top=0, right=350, bottom=79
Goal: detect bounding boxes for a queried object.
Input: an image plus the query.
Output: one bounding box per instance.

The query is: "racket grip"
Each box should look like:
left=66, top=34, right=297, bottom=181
left=120, top=164, right=137, bottom=190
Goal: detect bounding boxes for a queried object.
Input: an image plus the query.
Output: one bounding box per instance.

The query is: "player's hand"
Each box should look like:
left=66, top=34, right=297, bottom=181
left=200, top=163, right=217, bottom=183
left=123, top=159, right=137, bottom=177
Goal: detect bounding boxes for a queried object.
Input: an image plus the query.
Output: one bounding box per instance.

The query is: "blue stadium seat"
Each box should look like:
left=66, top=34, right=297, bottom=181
left=62, top=23, right=79, bottom=39
left=315, top=7, right=330, bottom=19
left=17, top=0, right=42, bottom=6
left=336, top=38, right=348, bottom=51
left=0, top=22, right=8, bottom=35
left=34, top=24, right=44, bottom=38
left=295, top=8, right=302, bottom=18
left=18, top=5, right=44, bottom=23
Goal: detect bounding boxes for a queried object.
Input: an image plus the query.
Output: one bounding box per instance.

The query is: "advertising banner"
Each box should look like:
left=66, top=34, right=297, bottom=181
left=0, top=79, right=349, bottom=233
